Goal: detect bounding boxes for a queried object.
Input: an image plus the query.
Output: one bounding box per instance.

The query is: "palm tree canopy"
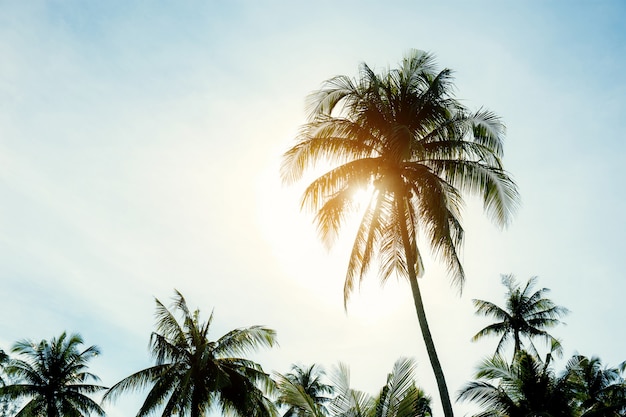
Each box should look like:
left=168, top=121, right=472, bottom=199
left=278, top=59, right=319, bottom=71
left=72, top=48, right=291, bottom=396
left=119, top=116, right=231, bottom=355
left=104, top=290, right=278, bottom=417
left=332, top=357, right=431, bottom=417
left=458, top=350, right=575, bottom=417
left=277, top=357, right=430, bottom=417
left=281, top=49, right=519, bottom=302
left=276, top=364, right=334, bottom=417
left=568, top=355, right=626, bottom=417
left=274, top=375, right=328, bottom=417
left=0, top=332, right=106, bottom=417
left=370, top=357, right=432, bottom=417
left=472, top=274, right=569, bottom=358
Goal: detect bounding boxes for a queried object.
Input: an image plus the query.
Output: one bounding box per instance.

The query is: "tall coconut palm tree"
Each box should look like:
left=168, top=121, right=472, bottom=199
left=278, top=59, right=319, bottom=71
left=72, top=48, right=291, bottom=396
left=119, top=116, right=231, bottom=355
left=471, top=274, right=569, bottom=359
left=458, top=350, right=575, bottom=417
left=0, top=332, right=106, bottom=417
left=103, top=290, right=278, bottom=417
left=568, top=355, right=626, bottom=417
left=281, top=49, right=519, bottom=417
left=276, top=364, right=334, bottom=417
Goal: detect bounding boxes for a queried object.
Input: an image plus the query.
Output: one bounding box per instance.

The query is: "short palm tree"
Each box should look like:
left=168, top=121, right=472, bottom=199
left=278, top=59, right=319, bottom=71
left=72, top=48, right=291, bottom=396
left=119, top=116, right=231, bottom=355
left=276, top=364, right=334, bottom=417
left=458, top=350, right=575, bottom=417
left=0, top=349, right=18, bottom=417
left=471, top=274, right=569, bottom=359
left=367, top=358, right=431, bottom=417
left=0, top=348, right=8, bottom=389
left=281, top=49, right=519, bottom=417
left=0, top=332, right=106, bottom=417
left=276, top=357, right=430, bottom=417
left=103, top=290, right=278, bottom=417
left=568, top=355, right=626, bottom=417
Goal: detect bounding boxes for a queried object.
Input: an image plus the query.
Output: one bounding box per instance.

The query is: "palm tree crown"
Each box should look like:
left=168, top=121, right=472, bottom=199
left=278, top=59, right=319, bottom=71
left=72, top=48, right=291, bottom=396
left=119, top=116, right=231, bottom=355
left=459, top=351, right=626, bottom=417
left=569, top=355, right=626, bottom=417
left=281, top=49, right=519, bottom=417
left=472, top=274, right=569, bottom=358
left=367, top=358, right=431, bottom=417
left=0, top=331, right=106, bottom=417
left=104, top=290, right=278, bottom=417
left=276, top=357, right=430, bottom=417
left=276, top=364, right=334, bottom=417
left=458, top=350, right=575, bottom=417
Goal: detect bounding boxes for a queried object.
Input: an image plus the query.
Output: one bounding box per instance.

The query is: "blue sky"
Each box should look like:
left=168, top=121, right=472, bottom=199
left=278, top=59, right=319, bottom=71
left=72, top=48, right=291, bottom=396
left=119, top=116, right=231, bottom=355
left=0, top=1, right=625, bottom=416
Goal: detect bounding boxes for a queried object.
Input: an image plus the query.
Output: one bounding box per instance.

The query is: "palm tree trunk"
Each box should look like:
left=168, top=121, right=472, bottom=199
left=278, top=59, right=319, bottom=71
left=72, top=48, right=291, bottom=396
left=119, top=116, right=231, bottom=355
left=191, top=395, right=201, bottom=417
left=46, top=394, right=58, bottom=417
left=406, top=273, right=454, bottom=417
left=396, top=198, right=454, bottom=417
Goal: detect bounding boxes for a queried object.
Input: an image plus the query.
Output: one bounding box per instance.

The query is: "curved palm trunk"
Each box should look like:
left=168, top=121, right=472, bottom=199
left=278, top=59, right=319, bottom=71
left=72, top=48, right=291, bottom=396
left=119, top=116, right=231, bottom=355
left=396, top=198, right=454, bottom=417
left=406, top=273, right=454, bottom=417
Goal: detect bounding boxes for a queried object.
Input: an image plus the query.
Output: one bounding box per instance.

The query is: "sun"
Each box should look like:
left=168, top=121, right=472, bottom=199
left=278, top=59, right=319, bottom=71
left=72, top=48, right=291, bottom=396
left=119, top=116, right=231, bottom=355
left=255, top=160, right=404, bottom=321
left=350, top=185, right=374, bottom=210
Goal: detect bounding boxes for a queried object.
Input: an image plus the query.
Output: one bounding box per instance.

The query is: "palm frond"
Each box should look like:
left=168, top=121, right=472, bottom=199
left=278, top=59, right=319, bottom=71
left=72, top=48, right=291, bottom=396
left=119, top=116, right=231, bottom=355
left=281, top=120, right=376, bottom=185
left=406, top=170, right=465, bottom=288
left=344, top=190, right=390, bottom=304
left=432, top=159, right=518, bottom=228
left=472, top=299, right=510, bottom=321
left=375, top=357, right=419, bottom=417
left=215, top=326, right=277, bottom=357
left=301, top=157, right=379, bottom=217
left=103, top=364, right=173, bottom=402
left=306, top=75, right=359, bottom=119
left=468, top=108, right=506, bottom=157
left=13, top=398, right=45, bottom=417
left=276, top=373, right=327, bottom=417
left=137, top=368, right=182, bottom=417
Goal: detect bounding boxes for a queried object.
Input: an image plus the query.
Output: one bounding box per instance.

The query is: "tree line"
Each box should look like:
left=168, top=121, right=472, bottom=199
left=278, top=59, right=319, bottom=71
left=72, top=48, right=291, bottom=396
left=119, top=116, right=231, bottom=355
left=0, top=277, right=624, bottom=416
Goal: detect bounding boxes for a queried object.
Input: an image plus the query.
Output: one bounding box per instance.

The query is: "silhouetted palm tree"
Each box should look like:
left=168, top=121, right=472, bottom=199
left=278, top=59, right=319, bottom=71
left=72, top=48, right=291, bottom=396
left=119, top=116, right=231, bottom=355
left=277, top=357, right=430, bottom=417
left=569, top=355, right=626, bottom=417
left=471, top=275, right=569, bottom=359
left=281, top=49, right=519, bottom=417
left=0, top=349, right=18, bottom=417
left=276, top=364, right=334, bottom=417
left=458, top=350, right=575, bottom=417
left=104, top=290, right=278, bottom=417
left=0, top=349, right=8, bottom=389
left=0, top=332, right=106, bottom=417
left=368, top=358, right=431, bottom=417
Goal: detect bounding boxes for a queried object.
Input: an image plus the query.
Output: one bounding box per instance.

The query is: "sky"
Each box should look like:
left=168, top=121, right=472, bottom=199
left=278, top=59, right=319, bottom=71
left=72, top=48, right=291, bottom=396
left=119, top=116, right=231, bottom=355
left=0, top=1, right=625, bottom=416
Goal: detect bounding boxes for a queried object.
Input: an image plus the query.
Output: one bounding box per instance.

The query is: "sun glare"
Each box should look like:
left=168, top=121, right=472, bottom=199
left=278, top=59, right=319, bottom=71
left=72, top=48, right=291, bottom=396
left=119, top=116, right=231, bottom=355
left=350, top=185, right=375, bottom=212
left=345, top=278, right=407, bottom=323
left=256, top=161, right=404, bottom=322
